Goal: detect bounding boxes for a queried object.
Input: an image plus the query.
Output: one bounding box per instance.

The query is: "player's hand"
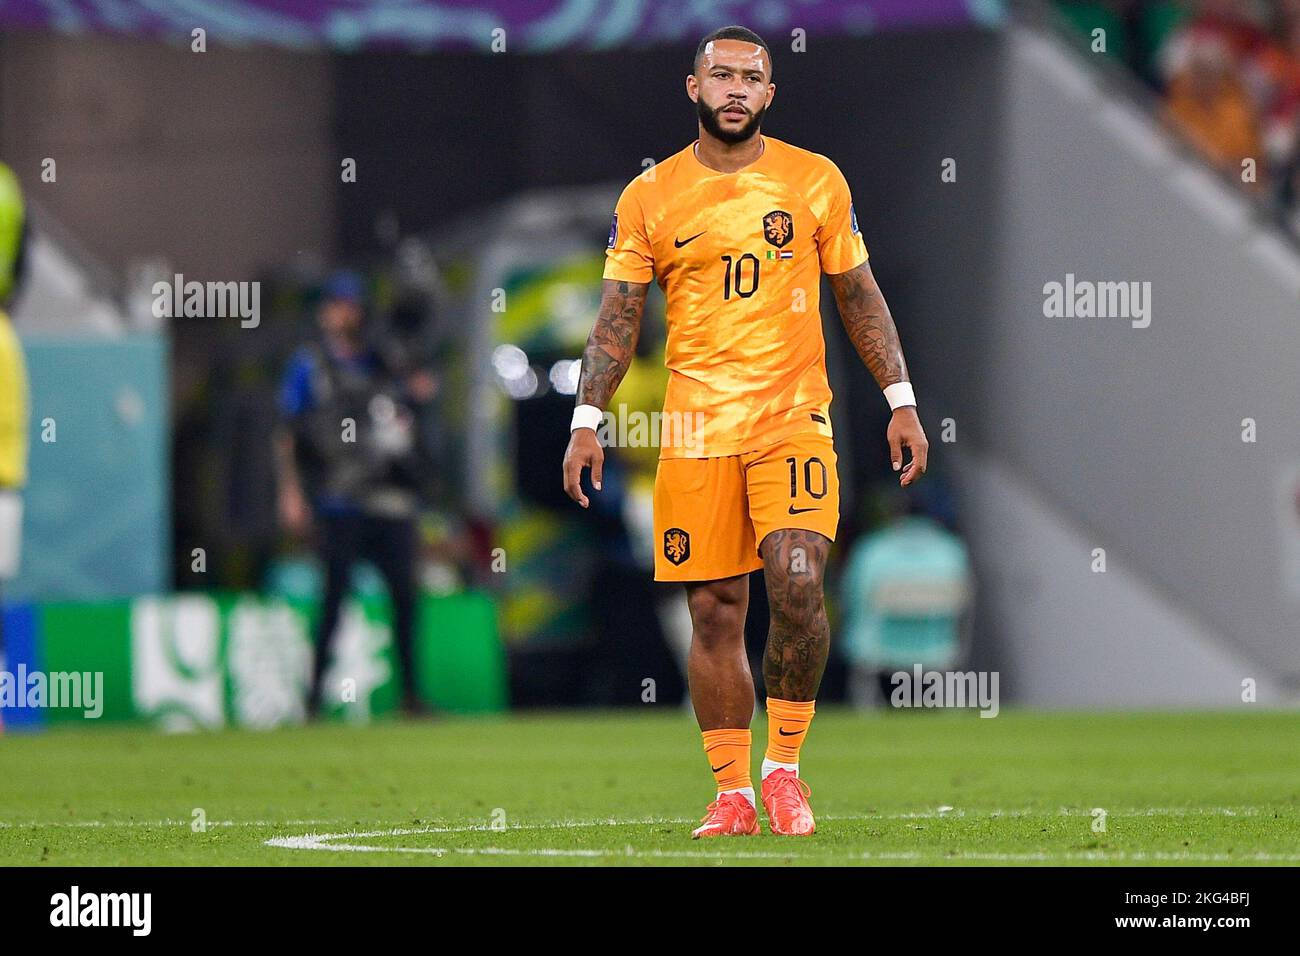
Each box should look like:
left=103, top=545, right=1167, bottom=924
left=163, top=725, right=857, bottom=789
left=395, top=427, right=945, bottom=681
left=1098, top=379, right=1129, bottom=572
left=278, top=485, right=312, bottom=537
left=562, top=428, right=604, bottom=508
left=888, top=406, right=928, bottom=487
left=405, top=368, right=439, bottom=403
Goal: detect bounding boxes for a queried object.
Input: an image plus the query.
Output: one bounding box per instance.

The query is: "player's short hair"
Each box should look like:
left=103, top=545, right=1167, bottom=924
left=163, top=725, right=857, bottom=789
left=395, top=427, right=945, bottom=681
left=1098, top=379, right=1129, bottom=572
left=694, top=26, right=773, bottom=80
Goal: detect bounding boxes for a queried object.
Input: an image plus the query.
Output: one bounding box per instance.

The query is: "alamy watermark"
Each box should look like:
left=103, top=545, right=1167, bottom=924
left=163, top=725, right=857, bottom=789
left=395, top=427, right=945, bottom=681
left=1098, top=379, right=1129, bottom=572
left=1043, top=273, right=1151, bottom=329
left=0, top=666, right=104, bottom=718
left=151, top=273, right=260, bottom=327
left=595, top=403, right=706, bottom=453
left=50, top=886, right=151, bottom=936
left=890, top=665, right=1000, bottom=718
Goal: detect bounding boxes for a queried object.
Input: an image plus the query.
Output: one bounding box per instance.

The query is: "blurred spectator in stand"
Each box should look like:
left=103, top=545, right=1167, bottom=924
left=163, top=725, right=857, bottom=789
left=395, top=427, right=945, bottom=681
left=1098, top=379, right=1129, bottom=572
left=273, top=270, right=438, bottom=718
left=0, top=163, right=29, bottom=735
left=1055, top=1, right=1300, bottom=221
left=1255, top=0, right=1300, bottom=213
left=1162, top=23, right=1263, bottom=180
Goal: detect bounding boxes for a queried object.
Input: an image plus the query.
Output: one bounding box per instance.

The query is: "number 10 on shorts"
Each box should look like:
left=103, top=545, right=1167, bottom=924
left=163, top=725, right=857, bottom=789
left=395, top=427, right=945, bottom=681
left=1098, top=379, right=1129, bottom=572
left=786, top=456, right=828, bottom=513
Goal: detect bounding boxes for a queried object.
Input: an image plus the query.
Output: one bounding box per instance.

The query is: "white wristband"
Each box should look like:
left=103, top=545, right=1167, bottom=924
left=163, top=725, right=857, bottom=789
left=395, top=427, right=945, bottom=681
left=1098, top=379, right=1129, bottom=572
left=883, top=382, right=916, bottom=411
left=571, top=404, right=604, bottom=432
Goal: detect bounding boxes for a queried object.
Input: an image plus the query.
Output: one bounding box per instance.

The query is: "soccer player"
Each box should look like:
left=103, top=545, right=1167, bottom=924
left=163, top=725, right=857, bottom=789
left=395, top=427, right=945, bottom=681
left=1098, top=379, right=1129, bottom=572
left=562, top=26, right=927, bottom=837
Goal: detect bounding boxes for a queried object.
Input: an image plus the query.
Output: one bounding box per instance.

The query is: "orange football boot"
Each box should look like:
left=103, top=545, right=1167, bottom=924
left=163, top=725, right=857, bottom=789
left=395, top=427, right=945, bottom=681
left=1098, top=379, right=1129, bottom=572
left=691, top=792, right=760, bottom=839
left=761, top=768, right=816, bottom=835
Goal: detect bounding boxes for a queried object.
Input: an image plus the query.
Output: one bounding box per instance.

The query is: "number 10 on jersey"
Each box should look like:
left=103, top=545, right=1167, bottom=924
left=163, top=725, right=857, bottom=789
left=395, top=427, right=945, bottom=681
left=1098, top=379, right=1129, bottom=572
left=720, top=253, right=760, bottom=299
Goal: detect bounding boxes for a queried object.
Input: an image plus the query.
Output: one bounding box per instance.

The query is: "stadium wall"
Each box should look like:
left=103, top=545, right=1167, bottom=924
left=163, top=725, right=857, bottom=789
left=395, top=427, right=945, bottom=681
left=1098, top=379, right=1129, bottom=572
left=971, top=24, right=1300, bottom=701
left=0, top=31, right=337, bottom=278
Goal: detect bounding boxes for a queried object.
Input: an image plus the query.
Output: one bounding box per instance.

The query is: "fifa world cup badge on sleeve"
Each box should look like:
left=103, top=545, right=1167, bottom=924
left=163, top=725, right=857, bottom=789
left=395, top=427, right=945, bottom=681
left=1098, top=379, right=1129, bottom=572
left=850, top=203, right=860, bottom=235
left=607, top=213, right=618, bottom=249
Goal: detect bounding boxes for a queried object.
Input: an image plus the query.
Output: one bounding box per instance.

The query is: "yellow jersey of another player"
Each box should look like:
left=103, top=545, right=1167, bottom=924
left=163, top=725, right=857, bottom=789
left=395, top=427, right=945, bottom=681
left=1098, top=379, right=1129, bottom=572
left=0, top=309, right=28, bottom=489
left=603, top=134, right=868, bottom=459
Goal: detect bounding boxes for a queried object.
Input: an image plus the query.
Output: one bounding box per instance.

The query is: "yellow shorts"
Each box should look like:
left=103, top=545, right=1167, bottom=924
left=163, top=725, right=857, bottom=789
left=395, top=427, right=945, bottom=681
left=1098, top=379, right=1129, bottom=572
left=653, top=432, right=839, bottom=582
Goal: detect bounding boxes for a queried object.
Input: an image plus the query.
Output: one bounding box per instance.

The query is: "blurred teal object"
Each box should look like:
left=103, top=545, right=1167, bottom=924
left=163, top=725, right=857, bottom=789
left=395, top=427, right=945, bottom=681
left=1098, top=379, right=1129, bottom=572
left=840, top=516, right=972, bottom=671
left=8, top=335, right=169, bottom=600
left=264, top=554, right=388, bottom=602
left=263, top=555, right=321, bottom=603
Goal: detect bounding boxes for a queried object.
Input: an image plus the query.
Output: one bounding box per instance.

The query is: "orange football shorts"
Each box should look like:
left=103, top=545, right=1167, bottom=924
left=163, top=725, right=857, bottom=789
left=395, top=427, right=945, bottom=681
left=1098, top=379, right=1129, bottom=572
left=653, top=431, right=839, bottom=582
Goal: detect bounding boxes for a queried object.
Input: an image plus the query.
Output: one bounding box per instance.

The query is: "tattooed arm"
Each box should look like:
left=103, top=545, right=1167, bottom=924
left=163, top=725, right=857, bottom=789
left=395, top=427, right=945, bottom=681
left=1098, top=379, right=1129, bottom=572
left=562, top=278, right=650, bottom=507
left=826, top=261, right=928, bottom=486
left=577, top=279, right=648, bottom=409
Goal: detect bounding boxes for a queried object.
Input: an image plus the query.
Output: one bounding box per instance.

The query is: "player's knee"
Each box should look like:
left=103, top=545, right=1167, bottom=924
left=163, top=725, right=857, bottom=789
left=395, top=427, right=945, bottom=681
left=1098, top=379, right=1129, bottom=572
left=688, top=588, right=746, bottom=645
left=768, top=576, right=825, bottom=633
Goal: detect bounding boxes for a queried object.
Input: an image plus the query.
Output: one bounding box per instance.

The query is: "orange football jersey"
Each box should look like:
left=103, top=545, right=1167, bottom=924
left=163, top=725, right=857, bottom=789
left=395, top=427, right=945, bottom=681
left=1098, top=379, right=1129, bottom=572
left=603, top=134, right=868, bottom=459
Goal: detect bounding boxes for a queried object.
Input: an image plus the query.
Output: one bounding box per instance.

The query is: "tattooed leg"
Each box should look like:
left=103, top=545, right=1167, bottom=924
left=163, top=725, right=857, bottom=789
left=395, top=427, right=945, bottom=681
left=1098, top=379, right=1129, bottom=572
left=759, top=529, right=831, bottom=702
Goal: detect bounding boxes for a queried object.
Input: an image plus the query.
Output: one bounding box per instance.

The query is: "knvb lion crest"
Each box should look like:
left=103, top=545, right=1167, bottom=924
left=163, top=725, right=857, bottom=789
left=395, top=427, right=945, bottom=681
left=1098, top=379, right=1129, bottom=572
left=762, top=209, right=793, bottom=248
left=663, top=527, right=691, bottom=566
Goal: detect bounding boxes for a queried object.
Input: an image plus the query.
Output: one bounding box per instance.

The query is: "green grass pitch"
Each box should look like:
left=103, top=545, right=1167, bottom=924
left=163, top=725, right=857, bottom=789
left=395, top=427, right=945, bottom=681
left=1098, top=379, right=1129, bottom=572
left=0, top=709, right=1296, bottom=866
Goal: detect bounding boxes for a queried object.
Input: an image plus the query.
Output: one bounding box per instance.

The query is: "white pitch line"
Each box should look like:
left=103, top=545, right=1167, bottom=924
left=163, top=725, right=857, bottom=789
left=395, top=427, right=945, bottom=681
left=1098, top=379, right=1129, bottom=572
left=0, top=819, right=341, bottom=829
left=4, top=809, right=1292, bottom=862
left=0, top=807, right=1274, bottom=830
left=266, top=828, right=875, bottom=860
left=264, top=825, right=1300, bottom=863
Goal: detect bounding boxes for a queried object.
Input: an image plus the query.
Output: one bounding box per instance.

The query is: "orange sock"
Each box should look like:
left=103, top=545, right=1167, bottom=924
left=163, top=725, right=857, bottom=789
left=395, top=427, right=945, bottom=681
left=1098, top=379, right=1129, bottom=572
left=765, top=697, right=815, bottom=765
left=701, top=728, right=752, bottom=793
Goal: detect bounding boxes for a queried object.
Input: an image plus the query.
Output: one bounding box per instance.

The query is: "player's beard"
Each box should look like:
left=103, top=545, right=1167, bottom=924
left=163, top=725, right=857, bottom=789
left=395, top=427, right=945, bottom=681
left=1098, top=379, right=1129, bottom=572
left=697, top=97, right=766, bottom=145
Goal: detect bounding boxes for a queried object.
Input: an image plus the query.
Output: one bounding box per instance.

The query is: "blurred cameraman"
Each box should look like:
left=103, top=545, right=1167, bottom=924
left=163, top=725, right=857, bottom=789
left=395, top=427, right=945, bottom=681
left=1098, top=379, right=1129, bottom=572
left=273, top=270, right=437, bottom=718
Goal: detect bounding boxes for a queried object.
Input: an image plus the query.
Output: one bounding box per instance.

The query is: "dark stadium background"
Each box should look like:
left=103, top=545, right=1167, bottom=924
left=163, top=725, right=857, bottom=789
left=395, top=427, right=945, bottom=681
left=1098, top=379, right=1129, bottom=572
left=1, top=0, right=1297, bottom=728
